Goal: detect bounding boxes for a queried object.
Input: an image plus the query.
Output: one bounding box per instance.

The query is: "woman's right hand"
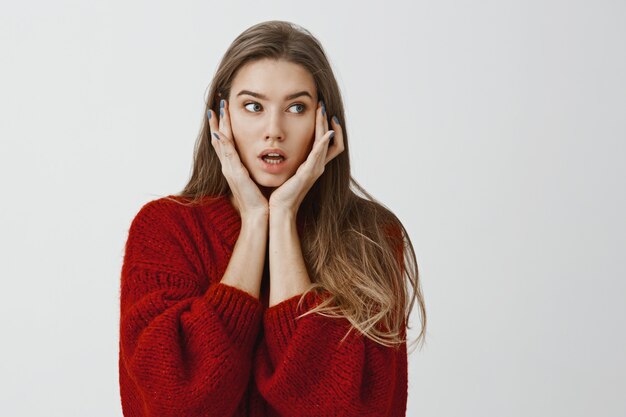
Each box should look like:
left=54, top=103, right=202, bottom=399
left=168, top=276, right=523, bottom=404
left=207, top=99, right=269, bottom=221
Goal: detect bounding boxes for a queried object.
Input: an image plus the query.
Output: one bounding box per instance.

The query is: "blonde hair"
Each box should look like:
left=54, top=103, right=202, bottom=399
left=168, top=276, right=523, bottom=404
left=164, top=20, right=426, bottom=351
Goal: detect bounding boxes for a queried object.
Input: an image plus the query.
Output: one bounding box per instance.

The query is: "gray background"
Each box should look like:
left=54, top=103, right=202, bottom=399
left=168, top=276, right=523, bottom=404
left=1, top=0, right=624, bottom=416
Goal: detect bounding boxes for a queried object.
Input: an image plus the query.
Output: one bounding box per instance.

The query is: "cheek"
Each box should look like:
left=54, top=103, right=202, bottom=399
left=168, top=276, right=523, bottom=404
left=229, top=114, right=252, bottom=154
left=229, top=112, right=242, bottom=139
left=296, top=117, right=316, bottom=144
left=293, top=135, right=316, bottom=165
left=302, top=121, right=316, bottom=149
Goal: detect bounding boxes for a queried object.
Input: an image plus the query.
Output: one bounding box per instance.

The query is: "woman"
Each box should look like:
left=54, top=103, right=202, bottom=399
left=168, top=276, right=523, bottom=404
left=119, top=20, right=426, bottom=417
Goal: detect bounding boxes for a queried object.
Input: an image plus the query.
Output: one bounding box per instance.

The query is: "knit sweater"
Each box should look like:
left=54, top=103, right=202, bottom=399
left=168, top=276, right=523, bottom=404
left=118, top=194, right=408, bottom=417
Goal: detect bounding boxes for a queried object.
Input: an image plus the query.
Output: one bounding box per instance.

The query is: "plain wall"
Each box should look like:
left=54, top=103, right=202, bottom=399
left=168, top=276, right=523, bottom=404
left=0, top=0, right=624, bottom=416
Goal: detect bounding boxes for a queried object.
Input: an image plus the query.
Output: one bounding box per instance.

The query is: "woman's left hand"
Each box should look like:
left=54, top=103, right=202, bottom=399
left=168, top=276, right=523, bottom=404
left=269, top=100, right=344, bottom=216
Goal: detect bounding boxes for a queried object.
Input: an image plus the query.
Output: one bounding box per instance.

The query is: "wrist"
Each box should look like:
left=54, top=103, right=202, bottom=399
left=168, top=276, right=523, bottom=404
left=269, top=208, right=297, bottom=225
left=241, top=212, right=269, bottom=230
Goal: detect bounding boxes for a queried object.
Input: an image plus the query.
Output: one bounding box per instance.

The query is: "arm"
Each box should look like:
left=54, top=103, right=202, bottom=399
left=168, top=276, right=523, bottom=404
left=266, top=209, right=312, bottom=307
left=221, top=214, right=268, bottom=299
left=254, top=210, right=408, bottom=416
left=119, top=202, right=267, bottom=417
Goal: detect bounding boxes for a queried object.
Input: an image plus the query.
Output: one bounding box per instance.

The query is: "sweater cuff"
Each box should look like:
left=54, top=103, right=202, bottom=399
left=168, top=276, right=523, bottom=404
left=205, top=283, right=263, bottom=347
left=263, top=290, right=327, bottom=361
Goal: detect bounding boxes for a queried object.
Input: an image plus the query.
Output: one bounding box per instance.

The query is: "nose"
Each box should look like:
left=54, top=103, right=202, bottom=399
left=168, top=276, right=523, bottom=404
left=265, top=109, right=284, bottom=142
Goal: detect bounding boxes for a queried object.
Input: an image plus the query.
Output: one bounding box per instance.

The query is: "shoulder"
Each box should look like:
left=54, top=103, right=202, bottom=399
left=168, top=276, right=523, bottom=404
left=125, top=192, right=239, bottom=250
left=129, top=194, right=228, bottom=231
left=123, top=196, right=189, bottom=257
left=122, top=194, right=234, bottom=276
left=127, top=195, right=190, bottom=237
left=129, top=195, right=176, bottom=227
left=125, top=194, right=229, bottom=252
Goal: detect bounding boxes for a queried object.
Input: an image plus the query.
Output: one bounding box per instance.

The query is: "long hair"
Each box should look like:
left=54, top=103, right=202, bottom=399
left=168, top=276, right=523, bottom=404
left=165, top=20, right=426, bottom=350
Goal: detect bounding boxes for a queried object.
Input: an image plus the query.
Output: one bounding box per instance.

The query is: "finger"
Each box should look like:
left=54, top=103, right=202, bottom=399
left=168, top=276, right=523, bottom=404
left=216, top=99, right=242, bottom=168
left=325, top=115, right=345, bottom=165
left=315, top=101, right=325, bottom=142
left=321, top=100, right=329, bottom=133
left=320, top=129, right=334, bottom=158
left=207, top=108, right=222, bottom=156
left=308, top=129, right=333, bottom=166
left=221, top=99, right=233, bottom=140
left=306, top=103, right=328, bottom=170
left=208, top=106, right=249, bottom=186
left=304, top=129, right=333, bottom=177
left=218, top=99, right=225, bottom=132
left=209, top=112, right=246, bottom=177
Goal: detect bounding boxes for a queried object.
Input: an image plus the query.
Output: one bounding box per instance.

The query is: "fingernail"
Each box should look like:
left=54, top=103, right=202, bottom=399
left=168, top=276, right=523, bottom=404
left=207, top=110, right=211, bottom=120
left=332, top=115, right=339, bottom=125
left=220, top=99, right=225, bottom=108
left=321, top=101, right=326, bottom=116
left=212, top=132, right=220, bottom=140
left=329, top=131, right=335, bottom=140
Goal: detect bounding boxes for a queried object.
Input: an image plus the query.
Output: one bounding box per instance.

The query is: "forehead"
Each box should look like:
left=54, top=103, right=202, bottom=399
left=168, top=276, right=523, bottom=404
left=231, top=59, right=316, bottom=98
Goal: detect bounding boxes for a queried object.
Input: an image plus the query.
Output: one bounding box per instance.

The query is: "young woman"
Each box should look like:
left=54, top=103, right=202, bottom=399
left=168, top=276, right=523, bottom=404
left=119, top=20, right=426, bottom=417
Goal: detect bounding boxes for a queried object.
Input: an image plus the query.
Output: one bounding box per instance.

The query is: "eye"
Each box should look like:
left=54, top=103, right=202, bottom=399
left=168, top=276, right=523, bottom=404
left=243, top=102, right=307, bottom=114
left=244, top=102, right=263, bottom=113
left=288, top=103, right=307, bottom=114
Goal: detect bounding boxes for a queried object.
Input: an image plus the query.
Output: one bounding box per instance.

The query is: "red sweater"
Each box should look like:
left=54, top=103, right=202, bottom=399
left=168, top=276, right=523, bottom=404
left=119, top=194, right=408, bottom=417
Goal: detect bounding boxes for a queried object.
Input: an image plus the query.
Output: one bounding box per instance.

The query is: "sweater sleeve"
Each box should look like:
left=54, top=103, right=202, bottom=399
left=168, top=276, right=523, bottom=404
left=253, top=293, right=408, bottom=416
left=253, top=224, right=408, bottom=417
left=119, top=201, right=263, bottom=417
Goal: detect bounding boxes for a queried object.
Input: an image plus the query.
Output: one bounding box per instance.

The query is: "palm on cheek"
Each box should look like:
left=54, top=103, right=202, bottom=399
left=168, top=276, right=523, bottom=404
left=269, top=101, right=344, bottom=214
left=208, top=99, right=270, bottom=219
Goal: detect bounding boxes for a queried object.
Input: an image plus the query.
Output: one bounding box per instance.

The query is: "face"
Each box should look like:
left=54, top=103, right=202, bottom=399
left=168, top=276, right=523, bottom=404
left=227, top=58, right=318, bottom=193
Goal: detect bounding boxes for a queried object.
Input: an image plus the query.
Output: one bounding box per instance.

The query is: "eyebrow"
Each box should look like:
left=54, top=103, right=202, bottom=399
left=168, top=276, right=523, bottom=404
left=236, top=90, right=313, bottom=101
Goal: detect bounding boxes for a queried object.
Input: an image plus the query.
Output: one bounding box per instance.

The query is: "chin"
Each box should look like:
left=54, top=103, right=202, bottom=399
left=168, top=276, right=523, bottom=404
left=252, top=172, right=288, bottom=188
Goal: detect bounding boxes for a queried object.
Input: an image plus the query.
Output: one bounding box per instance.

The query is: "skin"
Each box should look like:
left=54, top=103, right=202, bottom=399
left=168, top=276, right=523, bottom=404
left=207, top=58, right=345, bottom=306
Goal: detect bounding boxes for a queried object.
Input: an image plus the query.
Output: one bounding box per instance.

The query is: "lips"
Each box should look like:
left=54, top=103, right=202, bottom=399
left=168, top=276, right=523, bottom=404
left=258, top=148, right=287, bottom=159
left=258, top=148, right=287, bottom=175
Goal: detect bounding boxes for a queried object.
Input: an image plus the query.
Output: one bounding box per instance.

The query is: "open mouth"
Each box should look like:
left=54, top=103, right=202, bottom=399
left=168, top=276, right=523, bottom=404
left=258, top=148, right=288, bottom=172
left=261, top=155, right=286, bottom=164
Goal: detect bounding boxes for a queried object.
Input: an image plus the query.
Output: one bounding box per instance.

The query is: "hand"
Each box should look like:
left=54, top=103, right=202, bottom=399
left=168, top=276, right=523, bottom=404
left=208, top=99, right=269, bottom=221
left=269, top=100, right=344, bottom=216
